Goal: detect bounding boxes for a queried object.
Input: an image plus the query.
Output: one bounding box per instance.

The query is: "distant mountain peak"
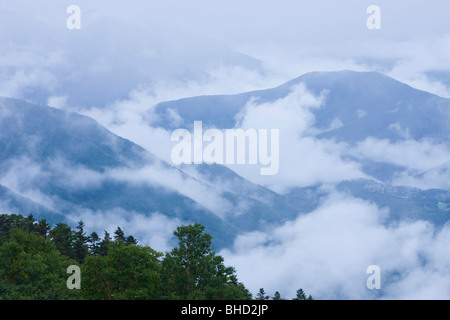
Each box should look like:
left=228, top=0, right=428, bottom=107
left=153, top=70, right=450, bottom=145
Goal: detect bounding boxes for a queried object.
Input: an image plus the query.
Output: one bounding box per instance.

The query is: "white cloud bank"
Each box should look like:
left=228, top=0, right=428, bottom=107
left=220, top=190, right=450, bottom=300
left=228, top=84, right=368, bottom=192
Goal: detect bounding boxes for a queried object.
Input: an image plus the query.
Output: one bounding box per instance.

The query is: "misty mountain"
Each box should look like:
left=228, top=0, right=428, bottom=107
left=153, top=71, right=450, bottom=182
left=0, top=183, right=66, bottom=224
left=0, top=97, right=300, bottom=248
left=153, top=71, right=450, bottom=143
left=1, top=71, right=450, bottom=250
left=151, top=70, right=450, bottom=227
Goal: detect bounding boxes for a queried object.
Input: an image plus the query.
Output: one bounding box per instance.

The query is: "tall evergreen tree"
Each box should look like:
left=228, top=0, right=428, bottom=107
left=113, top=227, right=126, bottom=242
left=272, top=291, right=282, bottom=300
left=293, top=288, right=313, bottom=300
left=35, top=219, right=51, bottom=238
left=88, top=232, right=100, bottom=255
left=49, top=223, right=74, bottom=259
left=125, top=235, right=138, bottom=246
left=73, top=220, right=89, bottom=263
left=256, top=288, right=269, bottom=300
left=98, top=231, right=111, bottom=256
left=26, top=214, right=36, bottom=232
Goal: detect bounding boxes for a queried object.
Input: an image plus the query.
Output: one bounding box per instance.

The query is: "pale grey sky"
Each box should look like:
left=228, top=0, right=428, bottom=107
left=2, top=0, right=450, bottom=98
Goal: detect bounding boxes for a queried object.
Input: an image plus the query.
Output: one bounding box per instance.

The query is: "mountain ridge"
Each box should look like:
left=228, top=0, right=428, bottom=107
left=0, top=96, right=303, bottom=248
left=152, top=70, right=450, bottom=144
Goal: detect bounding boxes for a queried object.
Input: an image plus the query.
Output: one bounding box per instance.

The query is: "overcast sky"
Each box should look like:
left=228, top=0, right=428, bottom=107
left=4, top=0, right=449, bottom=40
left=2, top=0, right=450, bottom=99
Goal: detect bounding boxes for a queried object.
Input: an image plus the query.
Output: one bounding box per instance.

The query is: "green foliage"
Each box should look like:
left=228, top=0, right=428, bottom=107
left=293, top=288, right=314, bottom=300
left=98, top=231, right=111, bottom=256
left=161, top=223, right=251, bottom=300
left=82, top=242, right=162, bottom=300
left=0, top=229, right=77, bottom=299
left=272, top=291, right=282, bottom=300
left=88, top=232, right=101, bottom=255
left=113, top=227, right=126, bottom=242
left=49, top=223, right=75, bottom=260
left=256, top=288, right=270, bottom=300
left=0, top=214, right=44, bottom=244
left=0, top=214, right=311, bottom=300
left=73, top=220, right=89, bottom=263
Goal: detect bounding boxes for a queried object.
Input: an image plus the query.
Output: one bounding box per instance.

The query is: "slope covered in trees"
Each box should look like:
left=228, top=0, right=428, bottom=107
left=0, top=214, right=312, bottom=300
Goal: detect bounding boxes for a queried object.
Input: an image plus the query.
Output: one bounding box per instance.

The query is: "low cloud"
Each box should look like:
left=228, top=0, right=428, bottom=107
left=0, top=157, right=57, bottom=211
left=392, top=162, right=450, bottom=191
left=220, top=190, right=450, bottom=299
left=228, top=83, right=367, bottom=192
left=107, top=162, right=236, bottom=220
left=352, top=138, right=450, bottom=172
left=69, top=208, right=183, bottom=252
left=349, top=138, right=450, bottom=190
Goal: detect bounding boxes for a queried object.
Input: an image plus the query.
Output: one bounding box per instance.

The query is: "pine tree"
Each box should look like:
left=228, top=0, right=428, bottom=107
left=272, top=291, right=282, bottom=300
left=256, top=288, right=269, bottom=300
left=73, top=220, right=89, bottom=263
left=114, top=227, right=126, bottom=242
left=293, top=288, right=313, bottom=300
left=88, top=232, right=100, bottom=255
left=98, top=231, right=111, bottom=256
left=125, top=235, right=138, bottom=245
left=25, top=214, right=36, bottom=233
left=49, top=223, right=75, bottom=259
left=35, top=219, right=51, bottom=238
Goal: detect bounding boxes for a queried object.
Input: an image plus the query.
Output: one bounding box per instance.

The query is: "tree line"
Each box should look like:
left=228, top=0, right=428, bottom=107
left=0, top=213, right=313, bottom=300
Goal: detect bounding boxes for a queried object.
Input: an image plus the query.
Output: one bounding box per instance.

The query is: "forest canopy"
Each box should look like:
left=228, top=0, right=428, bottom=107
left=0, top=213, right=312, bottom=300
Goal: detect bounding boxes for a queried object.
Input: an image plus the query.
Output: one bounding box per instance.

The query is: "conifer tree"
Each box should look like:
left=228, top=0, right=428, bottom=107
left=273, top=291, right=282, bottom=300
left=35, top=218, right=51, bottom=238
left=256, top=288, right=269, bottom=300
left=126, top=235, right=138, bottom=245
left=73, top=220, right=89, bottom=263
left=114, top=226, right=126, bottom=242
left=98, top=230, right=111, bottom=256
left=49, top=223, right=75, bottom=259
left=293, top=288, right=313, bottom=300
left=88, top=231, right=100, bottom=255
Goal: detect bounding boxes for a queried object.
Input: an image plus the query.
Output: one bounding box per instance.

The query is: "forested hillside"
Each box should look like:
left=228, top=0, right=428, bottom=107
left=0, top=214, right=311, bottom=300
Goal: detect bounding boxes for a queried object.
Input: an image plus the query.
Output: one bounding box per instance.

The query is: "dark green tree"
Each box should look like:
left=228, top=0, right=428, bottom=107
left=293, top=288, right=313, bottom=300
left=25, top=214, right=36, bottom=232
left=161, top=223, right=251, bottom=300
left=35, top=218, right=51, bottom=238
left=88, top=231, right=100, bottom=255
left=49, top=223, right=75, bottom=259
left=256, top=288, right=269, bottom=300
left=98, top=231, right=111, bottom=256
left=126, top=235, right=138, bottom=245
left=272, top=291, right=282, bottom=300
left=0, top=229, right=77, bottom=299
left=82, top=242, right=162, bottom=300
left=0, top=214, right=38, bottom=243
left=73, top=220, right=89, bottom=263
left=113, top=227, right=126, bottom=242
